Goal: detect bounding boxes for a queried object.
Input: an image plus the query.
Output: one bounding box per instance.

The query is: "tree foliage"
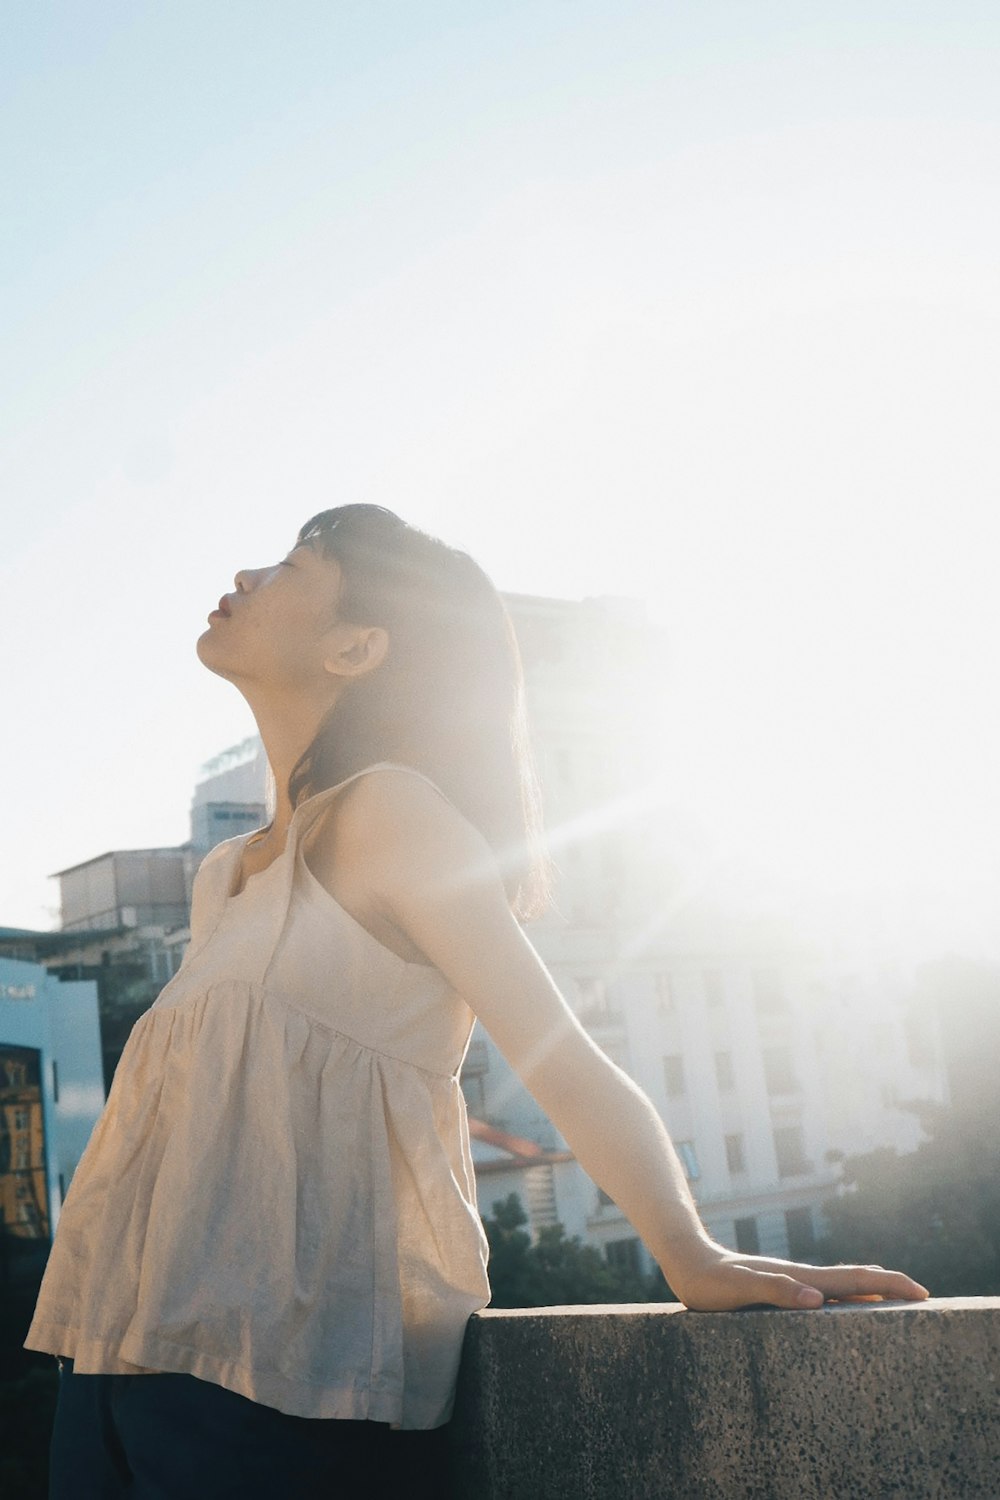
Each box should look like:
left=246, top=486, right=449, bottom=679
left=816, top=1099, right=1000, bottom=1297
left=482, top=1193, right=674, bottom=1307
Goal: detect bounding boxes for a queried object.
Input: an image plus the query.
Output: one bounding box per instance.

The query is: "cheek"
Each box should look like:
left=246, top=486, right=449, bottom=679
left=260, top=604, right=329, bottom=674
left=201, top=593, right=328, bottom=682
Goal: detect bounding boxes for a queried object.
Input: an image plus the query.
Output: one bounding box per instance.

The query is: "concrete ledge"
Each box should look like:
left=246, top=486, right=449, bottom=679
left=448, top=1298, right=1000, bottom=1499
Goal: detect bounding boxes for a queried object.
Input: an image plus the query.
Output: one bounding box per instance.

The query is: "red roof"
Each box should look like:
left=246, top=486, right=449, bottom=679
left=467, top=1117, right=575, bottom=1172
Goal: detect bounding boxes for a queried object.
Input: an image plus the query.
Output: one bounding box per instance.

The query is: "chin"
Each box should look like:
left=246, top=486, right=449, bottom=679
left=195, top=629, right=231, bottom=676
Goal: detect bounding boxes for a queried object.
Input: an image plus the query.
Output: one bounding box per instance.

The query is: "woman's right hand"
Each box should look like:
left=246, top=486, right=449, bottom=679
left=663, top=1240, right=930, bottom=1312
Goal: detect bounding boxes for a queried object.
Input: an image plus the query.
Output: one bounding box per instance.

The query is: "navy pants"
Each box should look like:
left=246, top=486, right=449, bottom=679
left=49, top=1357, right=455, bottom=1499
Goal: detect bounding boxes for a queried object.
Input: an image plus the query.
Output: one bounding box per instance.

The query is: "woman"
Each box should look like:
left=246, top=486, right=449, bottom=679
left=27, top=504, right=928, bottom=1497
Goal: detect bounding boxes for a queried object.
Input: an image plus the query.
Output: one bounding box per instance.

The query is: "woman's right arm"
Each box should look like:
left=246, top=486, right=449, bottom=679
left=325, top=770, right=930, bottom=1311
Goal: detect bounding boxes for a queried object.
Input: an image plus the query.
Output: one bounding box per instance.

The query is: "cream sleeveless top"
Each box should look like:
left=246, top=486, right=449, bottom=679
left=24, top=762, right=491, bottom=1429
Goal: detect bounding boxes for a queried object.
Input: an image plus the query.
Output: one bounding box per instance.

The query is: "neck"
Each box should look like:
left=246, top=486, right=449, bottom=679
left=244, top=687, right=339, bottom=841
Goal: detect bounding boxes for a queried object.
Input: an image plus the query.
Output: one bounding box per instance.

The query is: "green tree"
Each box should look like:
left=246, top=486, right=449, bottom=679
left=817, top=1100, right=1000, bottom=1297
left=482, top=1193, right=674, bottom=1307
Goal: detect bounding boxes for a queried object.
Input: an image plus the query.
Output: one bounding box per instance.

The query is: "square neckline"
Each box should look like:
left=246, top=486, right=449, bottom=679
left=225, top=825, right=437, bottom=972
left=227, top=760, right=442, bottom=899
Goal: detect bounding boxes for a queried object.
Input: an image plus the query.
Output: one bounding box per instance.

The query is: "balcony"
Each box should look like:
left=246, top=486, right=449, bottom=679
left=448, top=1298, right=1000, bottom=1497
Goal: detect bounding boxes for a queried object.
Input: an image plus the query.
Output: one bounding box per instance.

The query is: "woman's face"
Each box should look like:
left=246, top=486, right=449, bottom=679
left=196, top=539, right=345, bottom=691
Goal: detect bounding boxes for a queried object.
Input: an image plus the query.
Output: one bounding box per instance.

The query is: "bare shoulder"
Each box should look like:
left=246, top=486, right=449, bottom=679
left=340, top=768, right=491, bottom=859
left=338, top=766, right=455, bottom=822
left=313, top=767, right=498, bottom=890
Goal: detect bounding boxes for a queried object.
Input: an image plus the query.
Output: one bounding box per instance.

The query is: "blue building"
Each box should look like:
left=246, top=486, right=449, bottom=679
left=0, top=955, right=104, bottom=1276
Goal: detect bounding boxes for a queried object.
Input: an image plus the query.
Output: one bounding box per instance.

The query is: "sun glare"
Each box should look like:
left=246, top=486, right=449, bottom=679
left=644, top=569, right=996, bottom=966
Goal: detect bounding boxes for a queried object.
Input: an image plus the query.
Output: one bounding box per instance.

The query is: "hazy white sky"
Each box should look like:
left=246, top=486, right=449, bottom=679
left=3, top=2, right=998, bottom=965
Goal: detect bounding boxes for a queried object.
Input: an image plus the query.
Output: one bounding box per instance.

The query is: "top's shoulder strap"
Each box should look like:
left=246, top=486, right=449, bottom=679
left=292, top=760, right=456, bottom=828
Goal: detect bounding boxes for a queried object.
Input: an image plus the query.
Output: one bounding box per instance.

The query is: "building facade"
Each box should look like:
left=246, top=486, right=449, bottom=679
left=0, top=956, right=103, bottom=1278
left=482, top=592, right=948, bottom=1267
left=0, top=738, right=268, bottom=1097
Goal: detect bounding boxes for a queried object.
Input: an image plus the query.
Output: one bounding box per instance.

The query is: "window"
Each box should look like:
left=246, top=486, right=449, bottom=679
left=461, top=1074, right=486, bottom=1116
left=785, top=1206, right=816, bottom=1258
left=774, top=1125, right=810, bottom=1178
left=0, top=1046, right=48, bottom=1241
left=734, top=1216, right=760, bottom=1254
left=576, top=977, right=608, bottom=1020
left=152, top=947, right=184, bottom=983
left=753, top=969, right=786, bottom=1013
left=51, top=1058, right=59, bottom=1103
left=2, top=1057, right=28, bottom=1087
left=676, top=1140, right=700, bottom=1180
left=703, top=970, right=725, bottom=1008
left=525, top=1165, right=558, bottom=1228
left=463, top=1038, right=490, bottom=1076
left=725, top=1133, right=746, bottom=1175
left=606, top=1237, right=643, bottom=1278
left=715, top=1051, right=735, bottom=1092
left=762, top=1047, right=798, bottom=1096
left=663, top=1055, right=686, bottom=1099
left=904, top=1014, right=935, bottom=1069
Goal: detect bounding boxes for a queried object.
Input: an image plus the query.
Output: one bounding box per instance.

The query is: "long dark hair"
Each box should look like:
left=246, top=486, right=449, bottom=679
left=284, top=504, right=551, bottom=922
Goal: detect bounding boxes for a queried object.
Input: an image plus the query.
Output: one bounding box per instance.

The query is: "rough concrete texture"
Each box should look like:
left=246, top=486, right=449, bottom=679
left=447, top=1298, right=1000, bottom=1499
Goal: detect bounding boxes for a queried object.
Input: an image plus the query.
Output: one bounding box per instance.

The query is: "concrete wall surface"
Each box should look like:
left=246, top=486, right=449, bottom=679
left=448, top=1298, right=1000, bottom=1499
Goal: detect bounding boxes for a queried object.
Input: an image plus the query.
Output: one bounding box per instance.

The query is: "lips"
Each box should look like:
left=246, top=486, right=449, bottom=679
left=207, top=595, right=233, bottom=624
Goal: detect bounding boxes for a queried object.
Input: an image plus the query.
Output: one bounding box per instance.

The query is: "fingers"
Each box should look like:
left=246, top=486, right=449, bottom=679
left=803, top=1264, right=930, bottom=1301
left=761, top=1272, right=824, bottom=1309
left=711, top=1262, right=930, bottom=1313
left=731, top=1256, right=930, bottom=1303
left=687, top=1268, right=824, bottom=1311
left=676, top=1253, right=931, bottom=1313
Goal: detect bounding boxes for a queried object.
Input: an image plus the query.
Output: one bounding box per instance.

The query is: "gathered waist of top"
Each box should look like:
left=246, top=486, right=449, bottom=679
left=144, top=976, right=469, bottom=1083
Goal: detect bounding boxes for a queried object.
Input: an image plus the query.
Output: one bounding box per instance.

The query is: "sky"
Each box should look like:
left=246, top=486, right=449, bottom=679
left=3, top=2, right=998, bottom=968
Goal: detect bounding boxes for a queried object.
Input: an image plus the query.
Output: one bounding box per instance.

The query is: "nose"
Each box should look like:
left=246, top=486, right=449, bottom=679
left=234, top=568, right=254, bottom=592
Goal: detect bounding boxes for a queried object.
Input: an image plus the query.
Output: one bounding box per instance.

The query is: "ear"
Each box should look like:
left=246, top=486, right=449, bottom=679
left=323, top=624, right=389, bottom=681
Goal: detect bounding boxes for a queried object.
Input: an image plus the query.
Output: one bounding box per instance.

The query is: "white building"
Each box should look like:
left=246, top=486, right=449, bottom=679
left=466, top=926, right=946, bottom=1270
left=469, top=591, right=949, bottom=1270
left=189, top=735, right=269, bottom=856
